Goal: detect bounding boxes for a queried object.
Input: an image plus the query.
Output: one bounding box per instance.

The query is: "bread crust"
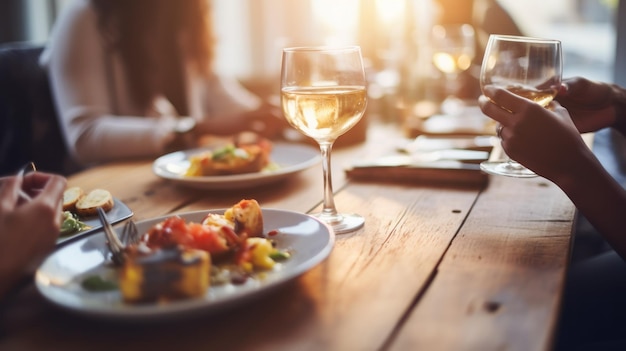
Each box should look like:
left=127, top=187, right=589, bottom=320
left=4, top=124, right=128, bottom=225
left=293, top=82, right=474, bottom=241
left=62, top=186, right=85, bottom=212
left=75, top=189, right=114, bottom=217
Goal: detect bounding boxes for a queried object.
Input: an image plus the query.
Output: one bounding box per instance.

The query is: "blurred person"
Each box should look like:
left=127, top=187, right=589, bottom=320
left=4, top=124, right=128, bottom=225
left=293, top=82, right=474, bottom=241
left=479, top=78, right=626, bottom=349
left=41, top=0, right=287, bottom=166
left=0, top=171, right=66, bottom=299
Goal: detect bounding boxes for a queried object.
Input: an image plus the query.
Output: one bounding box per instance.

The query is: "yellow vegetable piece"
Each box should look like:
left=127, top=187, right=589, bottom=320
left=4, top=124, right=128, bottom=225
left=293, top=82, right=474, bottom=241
left=247, top=237, right=276, bottom=270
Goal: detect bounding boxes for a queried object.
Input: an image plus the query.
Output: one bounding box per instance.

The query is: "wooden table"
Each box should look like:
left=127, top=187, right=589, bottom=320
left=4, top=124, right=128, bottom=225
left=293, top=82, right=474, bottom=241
left=0, top=123, right=575, bottom=351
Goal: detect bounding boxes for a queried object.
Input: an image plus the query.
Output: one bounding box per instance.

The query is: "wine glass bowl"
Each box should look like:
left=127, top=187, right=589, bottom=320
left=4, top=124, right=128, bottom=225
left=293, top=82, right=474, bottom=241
left=280, top=46, right=367, bottom=234
left=479, top=35, right=562, bottom=178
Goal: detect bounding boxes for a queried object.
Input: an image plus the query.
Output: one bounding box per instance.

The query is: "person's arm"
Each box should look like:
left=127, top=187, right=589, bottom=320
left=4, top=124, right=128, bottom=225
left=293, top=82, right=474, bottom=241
left=191, top=74, right=288, bottom=139
left=43, top=0, right=175, bottom=165
left=480, top=86, right=626, bottom=259
left=0, top=173, right=66, bottom=299
left=555, top=151, right=626, bottom=259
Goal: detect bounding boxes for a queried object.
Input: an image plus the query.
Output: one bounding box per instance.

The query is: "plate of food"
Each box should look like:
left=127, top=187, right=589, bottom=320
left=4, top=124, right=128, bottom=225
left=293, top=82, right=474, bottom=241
left=152, top=135, right=320, bottom=189
left=36, top=199, right=334, bottom=320
left=58, top=187, right=133, bottom=246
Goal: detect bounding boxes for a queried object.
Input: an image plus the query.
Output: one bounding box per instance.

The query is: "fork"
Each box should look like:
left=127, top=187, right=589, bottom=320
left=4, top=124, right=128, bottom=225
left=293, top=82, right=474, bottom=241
left=120, top=219, right=141, bottom=246
left=16, top=162, right=36, bottom=202
left=97, top=207, right=126, bottom=265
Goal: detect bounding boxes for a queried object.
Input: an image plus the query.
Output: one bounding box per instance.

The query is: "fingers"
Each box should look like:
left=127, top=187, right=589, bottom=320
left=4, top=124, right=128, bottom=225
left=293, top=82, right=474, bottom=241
left=22, top=172, right=53, bottom=191
left=556, top=77, right=612, bottom=107
left=23, top=173, right=66, bottom=209
left=0, top=176, right=19, bottom=212
left=478, top=93, right=513, bottom=126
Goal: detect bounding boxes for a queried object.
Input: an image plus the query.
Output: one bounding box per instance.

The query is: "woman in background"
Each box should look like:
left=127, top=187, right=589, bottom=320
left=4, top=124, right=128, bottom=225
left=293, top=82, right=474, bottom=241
left=41, top=0, right=286, bottom=166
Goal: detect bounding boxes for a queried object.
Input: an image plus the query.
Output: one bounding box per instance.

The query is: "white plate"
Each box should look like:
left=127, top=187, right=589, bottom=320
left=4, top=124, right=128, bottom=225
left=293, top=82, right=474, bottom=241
left=36, top=209, right=334, bottom=321
left=152, top=142, right=320, bottom=189
left=57, top=198, right=133, bottom=246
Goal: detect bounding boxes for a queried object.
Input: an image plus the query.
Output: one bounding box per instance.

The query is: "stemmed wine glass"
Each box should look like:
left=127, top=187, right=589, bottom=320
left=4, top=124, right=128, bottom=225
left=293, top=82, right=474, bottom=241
left=281, top=46, right=367, bottom=234
left=430, top=24, right=476, bottom=114
left=479, top=35, right=562, bottom=177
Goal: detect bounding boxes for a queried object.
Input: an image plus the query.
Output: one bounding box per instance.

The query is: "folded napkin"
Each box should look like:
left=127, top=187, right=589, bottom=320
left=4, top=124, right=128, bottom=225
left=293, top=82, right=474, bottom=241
left=345, top=135, right=494, bottom=187
left=345, top=159, right=488, bottom=187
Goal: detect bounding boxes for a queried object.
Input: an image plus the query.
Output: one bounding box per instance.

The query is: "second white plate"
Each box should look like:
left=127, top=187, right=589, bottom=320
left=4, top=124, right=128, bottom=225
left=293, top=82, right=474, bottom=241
left=152, top=142, right=320, bottom=189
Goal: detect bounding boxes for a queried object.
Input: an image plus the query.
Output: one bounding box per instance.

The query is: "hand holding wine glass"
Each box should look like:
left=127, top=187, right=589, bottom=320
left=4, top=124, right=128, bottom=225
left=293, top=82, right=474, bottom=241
left=280, top=46, right=367, bottom=234
left=479, top=35, right=562, bottom=177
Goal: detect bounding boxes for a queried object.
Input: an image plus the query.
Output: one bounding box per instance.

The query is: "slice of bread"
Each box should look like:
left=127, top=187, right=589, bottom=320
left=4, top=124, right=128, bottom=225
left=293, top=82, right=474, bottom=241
left=62, top=186, right=84, bottom=212
left=75, top=189, right=114, bottom=217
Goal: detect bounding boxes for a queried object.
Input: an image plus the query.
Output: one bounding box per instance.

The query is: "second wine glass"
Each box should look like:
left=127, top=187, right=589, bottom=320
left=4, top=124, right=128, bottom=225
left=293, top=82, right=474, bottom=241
left=431, top=23, right=476, bottom=114
left=280, top=46, right=367, bottom=234
left=479, top=35, right=562, bottom=178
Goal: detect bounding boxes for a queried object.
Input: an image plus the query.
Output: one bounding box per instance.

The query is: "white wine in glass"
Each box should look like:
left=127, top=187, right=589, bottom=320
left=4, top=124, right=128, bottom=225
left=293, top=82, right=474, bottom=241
left=281, top=46, right=367, bottom=234
left=480, top=35, right=562, bottom=178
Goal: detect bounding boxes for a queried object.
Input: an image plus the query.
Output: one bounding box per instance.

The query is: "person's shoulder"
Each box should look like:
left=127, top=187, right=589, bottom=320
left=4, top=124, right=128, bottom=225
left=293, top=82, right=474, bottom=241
left=58, top=0, right=97, bottom=26
left=39, top=0, right=100, bottom=68
left=47, top=0, right=97, bottom=37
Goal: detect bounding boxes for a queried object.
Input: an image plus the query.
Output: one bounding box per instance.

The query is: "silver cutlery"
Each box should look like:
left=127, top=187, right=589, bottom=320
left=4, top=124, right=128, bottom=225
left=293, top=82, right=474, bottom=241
left=97, top=207, right=127, bottom=265
left=16, top=162, right=36, bottom=201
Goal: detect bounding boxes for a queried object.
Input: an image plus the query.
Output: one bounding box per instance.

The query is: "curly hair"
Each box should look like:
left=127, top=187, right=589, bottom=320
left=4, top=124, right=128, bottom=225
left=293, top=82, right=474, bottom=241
left=91, top=0, right=215, bottom=114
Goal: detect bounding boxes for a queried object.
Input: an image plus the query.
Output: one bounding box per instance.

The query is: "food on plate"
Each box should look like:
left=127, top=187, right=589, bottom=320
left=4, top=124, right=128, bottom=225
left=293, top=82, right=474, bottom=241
left=95, top=199, right=290, bottom=304
left=142, top=199, right=268, bottom=262
left=60, top=211, right=91, bottom=236
left=75, top=189, right=114, bottom=216
left=81, top=275, right=118, bottom=292
left=60, top=186, right=114, bottom=236
left=185, top=132, right=273, bottom=176
left=62, top=186, right=84, bottom=212
left=119, top=246, right=210, bottom=303
left=223, top=197, right=264, bottom=237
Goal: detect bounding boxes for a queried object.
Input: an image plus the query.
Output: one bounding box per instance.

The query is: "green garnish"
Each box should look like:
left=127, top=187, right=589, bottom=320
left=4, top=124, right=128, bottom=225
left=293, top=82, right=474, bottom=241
left=269, top=250, right=291, bottom=261
left=60, top=211, right=91, bottom=236
left=211, top=144, right=236, bottom=160
left=81, top=275, right=118, bottom=292
left=211, top=144, right=250, bottom=161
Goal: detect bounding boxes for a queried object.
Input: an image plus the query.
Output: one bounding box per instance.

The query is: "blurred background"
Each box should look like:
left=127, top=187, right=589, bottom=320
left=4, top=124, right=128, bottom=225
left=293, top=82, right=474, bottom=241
left=0, top=0, right=619, bottom=123
left=0, top=0, right=619, bottom=260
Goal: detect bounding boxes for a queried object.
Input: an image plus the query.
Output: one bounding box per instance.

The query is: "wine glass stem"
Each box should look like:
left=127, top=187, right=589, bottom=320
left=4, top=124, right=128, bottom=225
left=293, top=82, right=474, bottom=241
left=319, top=141, right=340, bottom=223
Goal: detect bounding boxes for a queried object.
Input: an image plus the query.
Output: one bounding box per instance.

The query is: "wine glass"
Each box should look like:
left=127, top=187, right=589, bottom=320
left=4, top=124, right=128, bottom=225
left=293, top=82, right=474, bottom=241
left=479, top=35, right=562, bottom=178
left=281, top=46, right=367, bottom=234
left=430, top=24, right=476, bottom=114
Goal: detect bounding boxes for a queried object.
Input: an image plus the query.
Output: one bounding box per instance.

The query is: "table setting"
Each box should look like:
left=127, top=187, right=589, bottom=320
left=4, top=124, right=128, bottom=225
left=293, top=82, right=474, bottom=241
left=1, top=40, right=579, bottom=351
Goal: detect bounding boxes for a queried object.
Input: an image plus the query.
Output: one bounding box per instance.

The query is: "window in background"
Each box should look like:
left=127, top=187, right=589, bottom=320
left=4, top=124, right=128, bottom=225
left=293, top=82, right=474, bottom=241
left=498, top=0, right=616, bottom=82
left=20, top=0, right=618, bottom=85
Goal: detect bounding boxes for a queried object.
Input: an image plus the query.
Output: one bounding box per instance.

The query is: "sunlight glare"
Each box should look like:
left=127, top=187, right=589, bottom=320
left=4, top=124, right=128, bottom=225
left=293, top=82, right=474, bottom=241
left=312, top=0, right=359, bottom=44
left=375, top=0, right=406, bottom=26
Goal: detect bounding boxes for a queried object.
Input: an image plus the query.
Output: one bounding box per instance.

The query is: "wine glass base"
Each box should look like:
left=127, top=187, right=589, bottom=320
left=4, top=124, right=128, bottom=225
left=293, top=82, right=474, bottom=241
left=313, top=213, right=364, bottom=234
left=480, top=161, right=537, bottom=178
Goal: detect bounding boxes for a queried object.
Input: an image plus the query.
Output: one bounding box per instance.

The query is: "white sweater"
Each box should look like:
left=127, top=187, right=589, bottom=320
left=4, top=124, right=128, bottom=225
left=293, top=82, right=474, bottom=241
left=40, top=0, right=260, bottom=165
